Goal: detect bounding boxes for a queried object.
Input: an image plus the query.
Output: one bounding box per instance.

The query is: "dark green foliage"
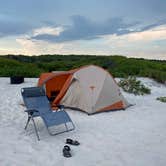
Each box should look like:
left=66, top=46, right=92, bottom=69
left=140, top=69, right=166, bottom=83
left=118, top=76, right=151, bottom=95
left=0, top=55, right=165, bottom=83
left=0, top=57, right=43, bottom=77
left=156, top=97, right=166, bottom=103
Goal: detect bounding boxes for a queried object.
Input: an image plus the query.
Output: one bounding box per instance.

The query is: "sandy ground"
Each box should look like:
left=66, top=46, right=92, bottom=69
left=0, top=77, right=166, bottom=166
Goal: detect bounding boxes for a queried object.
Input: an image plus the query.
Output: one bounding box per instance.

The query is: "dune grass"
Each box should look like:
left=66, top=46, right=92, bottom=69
left=0, top=55, right=165, bottom=83
left=156, top=97, right=166, bottom=103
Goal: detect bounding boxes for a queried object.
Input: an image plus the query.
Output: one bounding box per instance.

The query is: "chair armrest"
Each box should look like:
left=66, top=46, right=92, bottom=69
left=25, top=109, right=39, bottom=114
left=57, top=105, right=65, bottom=111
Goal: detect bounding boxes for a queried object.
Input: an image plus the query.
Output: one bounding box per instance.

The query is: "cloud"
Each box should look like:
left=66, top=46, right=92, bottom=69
left=32, top=16, right=139, bottom=42
left=32, top=16, right=166, bottom=43
left=0, top=15, right=58, bottom=38
left=105, top=25, right=166, bottom=43
left=32, top=26, right=64, bottom=37
left=0, top=20, right=34, bottom=37
left=140, top=19, right=166, bottom=31
left=4, top=24, right=166, bottom=60
left=16, top=37, right=64, bottom=55
left=0, top=48, right=20, bottom=55
left=103, top=25, right=166, bottom=60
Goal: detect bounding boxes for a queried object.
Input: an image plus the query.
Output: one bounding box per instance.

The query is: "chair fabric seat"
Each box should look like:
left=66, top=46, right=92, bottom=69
left=42, top=110, right=72, bottom=127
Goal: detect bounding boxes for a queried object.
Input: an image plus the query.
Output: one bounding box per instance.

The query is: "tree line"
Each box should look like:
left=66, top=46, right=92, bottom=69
left=0, top=54, right=165, bottom=83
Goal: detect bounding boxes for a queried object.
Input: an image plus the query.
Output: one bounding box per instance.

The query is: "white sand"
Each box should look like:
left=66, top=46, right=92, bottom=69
left=0, top=77, right=166, bottom=166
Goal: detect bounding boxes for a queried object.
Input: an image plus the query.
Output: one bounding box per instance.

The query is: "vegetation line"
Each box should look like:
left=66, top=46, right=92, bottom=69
left=0, top=55, right=165, bottom=83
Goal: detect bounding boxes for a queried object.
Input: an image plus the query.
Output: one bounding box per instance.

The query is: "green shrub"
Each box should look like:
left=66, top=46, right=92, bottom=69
left=0, top=55, right=166, bottom=82
left=156, top=97, right=166, bottom=103
left=118, top=76, right=151, bottom=95
left=140, top=69, right=166, bottom=83
left=0, top=58, right=43, bottom=77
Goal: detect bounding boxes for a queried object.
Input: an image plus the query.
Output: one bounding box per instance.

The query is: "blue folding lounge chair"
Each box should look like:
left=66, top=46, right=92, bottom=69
left=21, top=87, right=75, bottom=140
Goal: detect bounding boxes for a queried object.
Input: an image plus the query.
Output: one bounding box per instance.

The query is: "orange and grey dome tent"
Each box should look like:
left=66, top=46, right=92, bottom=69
left=38, top=65, right=130, bottom=114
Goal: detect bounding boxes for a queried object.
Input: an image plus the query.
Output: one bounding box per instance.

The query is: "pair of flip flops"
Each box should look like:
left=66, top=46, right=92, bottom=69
left=63, top=139, right=80, bottom=158
left=66, top=138, right=80, bottom=146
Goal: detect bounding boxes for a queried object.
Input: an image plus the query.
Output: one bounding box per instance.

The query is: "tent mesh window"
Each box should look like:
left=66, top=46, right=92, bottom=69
left=49, top=90, right=60, bottom=102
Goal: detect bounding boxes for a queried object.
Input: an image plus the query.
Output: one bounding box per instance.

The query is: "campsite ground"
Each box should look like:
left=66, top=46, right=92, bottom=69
left=0, top=77, right=166, bottom=166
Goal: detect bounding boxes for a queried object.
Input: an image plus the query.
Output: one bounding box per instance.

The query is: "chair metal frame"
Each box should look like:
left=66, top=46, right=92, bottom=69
left=21, top=87, right=75, bottom=140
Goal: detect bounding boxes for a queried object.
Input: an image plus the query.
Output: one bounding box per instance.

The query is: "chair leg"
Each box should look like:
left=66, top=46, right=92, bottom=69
left=64, top=123, right=68, bottom=131
left=24, top=115, right=31, bottom=130
left=31, top=117, right=40, bottom=141
left=71, top=121, right=75, bottom=131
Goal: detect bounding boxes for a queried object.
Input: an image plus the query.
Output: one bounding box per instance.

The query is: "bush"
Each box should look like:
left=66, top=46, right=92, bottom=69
left=140, top=69, right=166, bottom=83
left=0, top=55, right=166, bottom=82
left=118, top=76, right=151, bottom=95
left=156, top=97, right=166, bottom=103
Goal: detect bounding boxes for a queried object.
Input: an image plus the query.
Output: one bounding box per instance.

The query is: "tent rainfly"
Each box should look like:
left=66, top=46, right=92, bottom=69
left=38, top=65, right=130, bottom=114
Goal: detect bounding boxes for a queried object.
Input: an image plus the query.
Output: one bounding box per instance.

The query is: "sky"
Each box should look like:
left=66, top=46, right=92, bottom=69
left=0, top=0, right=166, bottom=60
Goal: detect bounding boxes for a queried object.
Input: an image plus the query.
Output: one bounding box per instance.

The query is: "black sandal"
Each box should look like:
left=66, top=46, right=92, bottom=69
left=63, top=145, right=72, bottom=158
left=66, top=138, right=80, bottom=146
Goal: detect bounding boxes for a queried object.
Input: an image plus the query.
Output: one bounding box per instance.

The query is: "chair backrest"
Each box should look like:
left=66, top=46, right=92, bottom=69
left=21, top=87, right=52, bottom=115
